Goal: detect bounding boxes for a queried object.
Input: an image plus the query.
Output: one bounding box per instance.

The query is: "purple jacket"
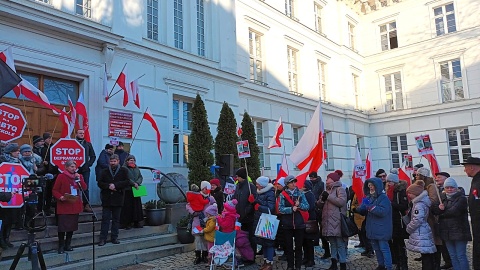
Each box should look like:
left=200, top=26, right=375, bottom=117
left=235, top=230, right=254, bottom=261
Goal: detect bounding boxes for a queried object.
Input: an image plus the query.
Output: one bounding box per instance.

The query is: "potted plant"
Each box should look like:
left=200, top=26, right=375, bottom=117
left=144, top=199, right=166, bottom=226
left=176, top=215, right=194, bottom=244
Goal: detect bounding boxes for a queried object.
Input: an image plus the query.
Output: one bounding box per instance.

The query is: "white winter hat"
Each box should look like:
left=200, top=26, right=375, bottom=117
left=200, top=181, right=211, bottom=190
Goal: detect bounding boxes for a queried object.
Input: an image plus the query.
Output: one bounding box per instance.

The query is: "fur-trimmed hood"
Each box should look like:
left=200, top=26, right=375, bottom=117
left=394, top=180, right=408, bottom=192
left=412, top=190, right=431, bottom=207
left=257, top=183, right=274, bottom=194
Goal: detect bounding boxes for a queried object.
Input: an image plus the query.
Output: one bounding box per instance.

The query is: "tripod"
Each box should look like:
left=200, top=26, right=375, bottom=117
left=76, top=179, right=98, bottom=270
left=9, top=216, right=47, bottom=270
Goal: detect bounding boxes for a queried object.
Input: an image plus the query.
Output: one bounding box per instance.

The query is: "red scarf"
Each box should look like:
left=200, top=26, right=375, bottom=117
left=387, top=186, right=394, bottom=201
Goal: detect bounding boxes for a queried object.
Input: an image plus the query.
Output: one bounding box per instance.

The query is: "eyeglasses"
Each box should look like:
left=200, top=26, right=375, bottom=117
left=380, top=174, right=387, bottom=178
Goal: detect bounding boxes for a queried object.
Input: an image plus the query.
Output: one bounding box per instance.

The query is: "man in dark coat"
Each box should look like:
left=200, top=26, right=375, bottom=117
left=463, top=157, right=480, bottom=270
left=95, top=144, right=114, bottom=181
left=97, top=154, right=130, bottom=246
left=114, top=142, right=129, bottom=165
left=75, top=129, right=96, bottom=212
left=309, top=171, right=330, bottom=259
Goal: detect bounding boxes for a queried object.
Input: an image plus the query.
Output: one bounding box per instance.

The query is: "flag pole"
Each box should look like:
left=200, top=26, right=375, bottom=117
left=109, top=73, right=146, bottom=99
left=43, top=118, right=60, bottom=162
left=130, top=107, right=148, bottom=150
left=244, top=158, right=252, bottom=194
left=21, top=99, right=32, bottom=145
left=107, top=63, right=126, bottom=98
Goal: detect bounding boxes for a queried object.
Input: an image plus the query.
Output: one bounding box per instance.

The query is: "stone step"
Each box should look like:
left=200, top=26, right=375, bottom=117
left=1, top=224, right=171, bottom=259
left=0, top=233, right=185, bottom=270
left=10, top=220, right=103, bottom=242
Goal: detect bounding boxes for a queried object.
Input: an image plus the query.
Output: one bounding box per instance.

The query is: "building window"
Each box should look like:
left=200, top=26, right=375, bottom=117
left=314, top=3, right=323, bottom=34
left=174, top=0, right=184, bottom=49
left=249, top=30, right=264, bottom=85
left=285, top=0, right=295, bottom=19
left=389, top=135, right=408, bottom=168
left=172, top=99, right=192, bottom=165
left=440, top=58, right=463, bottom=102
left=324, top=131, right=333, bottom=171
left=292, top=127, right=304, bottom=146
left=196, top=0, right=205, bottom=56
left=75, top=0, right=92, bottom=18
left=255, top=121, right=265, bottom=168
left=348, top=22, right=356, bottom=50
left=434, top=3, right=456, bottom=36
left=36, top=0, right=50, bottom=4
left=147, top=0, right=159, bottom=41
left=448, top=128, right=470, bottom=166
left=318, top=60, right=327, bottom=101
left=384, top=72, right=403, bottom=111
left=352, top=74, right=359, bottom=110
left=380, top=21, right=398, bottom=51
left=287, top=46, right=298, bottom=93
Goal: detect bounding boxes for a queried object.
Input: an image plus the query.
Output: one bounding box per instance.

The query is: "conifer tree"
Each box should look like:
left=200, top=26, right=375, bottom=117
left=240, top=112, right=261, bottom=181
left=214, top=102, right=240, bottom=169
left=187, top=94, right=214, bottom=187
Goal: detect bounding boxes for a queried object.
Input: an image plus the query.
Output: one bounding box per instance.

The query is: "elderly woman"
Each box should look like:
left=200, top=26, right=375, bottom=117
left=317, top=171, right=347, bottom=270
left=431, top=178, right=471, bottom=270
left=52, top=160, right=87, bottom=253
left=279, top=175, right=309, bottom=270
left=253, top=176, right=276, bottom=270
left=120, top=155, right=144, bottom=229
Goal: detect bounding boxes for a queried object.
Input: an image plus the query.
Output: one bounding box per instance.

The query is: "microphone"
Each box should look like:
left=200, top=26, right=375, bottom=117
left=75, top=176, right=81, bottom=184
left=45, top=173, right=54, bottom=180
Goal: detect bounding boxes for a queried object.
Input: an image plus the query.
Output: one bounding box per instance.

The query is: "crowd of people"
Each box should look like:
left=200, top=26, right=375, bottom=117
left=185, top=157, right=480, bottom=270
left=0, top=130, right=145, bottom=254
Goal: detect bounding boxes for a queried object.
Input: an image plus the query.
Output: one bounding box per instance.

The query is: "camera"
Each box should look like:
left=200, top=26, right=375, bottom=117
left=21, top=174, right=53, bottom=232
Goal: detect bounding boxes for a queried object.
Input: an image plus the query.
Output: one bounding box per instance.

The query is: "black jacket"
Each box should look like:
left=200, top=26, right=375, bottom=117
left=41, top=143, right=59, bottom=175
left=390, top=181, right=409, bottom=239
left=232, top=180, right=257, bottom=225
left=95, top=150, right=111, bottom=179
left=211, top=187, right=224, bottom=213
left=114, top=149, right=129, bottom=166
left=76, top=138, right=96, bottom=173
left=97, top=166, right=130, bottom=207
left=432, top=191, right=472, bottom=241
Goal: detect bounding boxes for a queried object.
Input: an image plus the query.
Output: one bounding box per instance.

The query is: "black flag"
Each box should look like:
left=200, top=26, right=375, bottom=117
left=0, top=60, right=21, bottom=98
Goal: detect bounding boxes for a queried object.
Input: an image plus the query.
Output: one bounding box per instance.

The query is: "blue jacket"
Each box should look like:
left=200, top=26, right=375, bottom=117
left=278, top=188, right=309, bottom=229
left=253, top=184, right=276, bottom=246
left=357, top=177, right=392, bottom=241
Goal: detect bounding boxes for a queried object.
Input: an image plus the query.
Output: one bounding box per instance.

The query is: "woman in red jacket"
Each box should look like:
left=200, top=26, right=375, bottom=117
left=52, top=160, right=87, bottom=254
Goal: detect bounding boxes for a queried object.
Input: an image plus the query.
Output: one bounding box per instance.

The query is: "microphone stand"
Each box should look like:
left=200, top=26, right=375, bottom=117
left=76, top=180, right=98, bottom=270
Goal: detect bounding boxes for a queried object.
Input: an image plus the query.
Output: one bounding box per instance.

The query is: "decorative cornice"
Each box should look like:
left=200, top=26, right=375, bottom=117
left=164, top=78, right=209, bottom=95
left=284, top=35, right=304, bottom=47
left=244, top=16, right=270, bottom=32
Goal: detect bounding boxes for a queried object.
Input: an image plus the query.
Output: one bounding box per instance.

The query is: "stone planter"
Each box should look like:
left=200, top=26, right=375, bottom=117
left=145, top=208, right=166, bottom=226
left=177, top=226, right=194, bottom=244
left=166, top=202, right=188, bottom=227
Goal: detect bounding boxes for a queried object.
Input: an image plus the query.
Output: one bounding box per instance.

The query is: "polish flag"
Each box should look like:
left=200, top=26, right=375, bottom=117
left=425, top=153, right=441, bottom=176
left=115, top=65, right=131, bottom=107
left=75, top=93, right=91, bottom=142
left=103, top=63, right=109, bottom=102
left=19, top=79, right=61, bottom=114
left=236, top=125, right=243, bottom=137
left=67, top=95, right=76, bottom=135
left=351, top=146, right=365, bottom=199
left=398, top=162, right=412, bottom=186
left=276, top=152, right=289, bottom=180
left=143, top=108, right=162, bottom=158
left=268, top=117, right=283, bottom=149
left=130, top=79, right=140, bottom=108
left=366, top=148, right=373, bottom=179
left=289, top=102, right=325, bottom=188
left=0, top=47, right=21, bottom=97
left=58, top=108, right=72, bottom=138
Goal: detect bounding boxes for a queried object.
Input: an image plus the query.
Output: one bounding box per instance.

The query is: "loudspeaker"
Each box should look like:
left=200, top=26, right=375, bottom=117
left=219, top=154, right=234, bottom=176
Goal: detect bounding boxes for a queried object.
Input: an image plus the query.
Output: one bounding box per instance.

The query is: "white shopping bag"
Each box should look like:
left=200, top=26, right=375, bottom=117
left=254, top=210, right=279, bottom=240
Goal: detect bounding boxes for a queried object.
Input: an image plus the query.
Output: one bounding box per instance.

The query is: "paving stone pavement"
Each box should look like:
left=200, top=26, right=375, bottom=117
left=118, top=237, right=473, bottom=270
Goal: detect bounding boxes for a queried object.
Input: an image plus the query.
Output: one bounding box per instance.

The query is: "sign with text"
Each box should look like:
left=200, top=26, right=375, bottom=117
left=415, top=134, right=434, bottom=155
left=0, top=163, right=29, bottom=208
left=0, top=103, right=26, bottom=143
left=236, top=140, right=251, bottom=159
left=108, top=110, right=133, bottom=138
left=354, top=164, right=367, bottom=178
left=109, top=136, right=119, bottom=146
left=50, top=139, right=85, bottom=172
left=404, top=154, right=413, bottom=171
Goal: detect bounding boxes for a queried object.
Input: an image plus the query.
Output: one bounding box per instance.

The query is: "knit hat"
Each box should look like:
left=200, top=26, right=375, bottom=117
left=235, top=167, right=247, bottom=180
left=309, top=171, right=318, bottom=178
left=104, top=144, right=114, bottom=150
left=417, top=167, right=430, bottom=177
left=19, top=144, right=32, bottom=154
left=224, top=199, right=238, bottom=212
left=126, top=154, right=136, bottom=161
left=375, top=169, right=386, bottom=177
left=205, top=203, right=218, bottom=217
left=4, top=143, right=19, bottom=154
left=443, top=177, right=458, bottom=188
left=256, top=176, right=269, bottom=188
left=33, top=135, right=43, bottom=145
left=284, top=175, right=297, bottom=184
left=276, top=177, right=286, bottom=187
left=200, top=181, right=211, bottom=190
left=42, top=132, right=52, bottom=140
left=210, top=178, right=221, bottom=187
left=386, top=168, right=399, bottom=183
left=190, top=184, right=200, bottom=192
left=407, top=180, right=425, bottom=197
left=334, top=170, right=344, bottom=178
left=327, top=172, right=340, bottom=182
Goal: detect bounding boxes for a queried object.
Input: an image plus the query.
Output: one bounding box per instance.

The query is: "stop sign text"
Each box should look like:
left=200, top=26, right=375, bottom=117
left=0, top=103, right=27, bottom=142
left=50, top=139, right=85, bottom=172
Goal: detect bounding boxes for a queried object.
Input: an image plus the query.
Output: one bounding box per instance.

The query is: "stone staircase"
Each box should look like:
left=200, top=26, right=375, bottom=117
left=0, top=207, right=194, bottom=270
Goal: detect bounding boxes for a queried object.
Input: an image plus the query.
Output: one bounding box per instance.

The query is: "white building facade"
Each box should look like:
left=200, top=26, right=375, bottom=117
left=0, top=0, right=479, bottom=203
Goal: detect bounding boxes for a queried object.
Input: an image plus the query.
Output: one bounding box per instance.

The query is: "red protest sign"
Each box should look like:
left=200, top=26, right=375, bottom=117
left=0, top=162, right=29, bottom=208
left=415, top=135, right=434, bottom=155
left=0, top=103, right=26, bottom=143
left=50, top=139, right=85, bottom=172
left=236, top=140, right=251, bottom=159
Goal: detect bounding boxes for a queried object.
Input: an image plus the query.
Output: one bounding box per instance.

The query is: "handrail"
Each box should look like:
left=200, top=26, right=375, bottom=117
left=138, top=166, right=187, bottom=200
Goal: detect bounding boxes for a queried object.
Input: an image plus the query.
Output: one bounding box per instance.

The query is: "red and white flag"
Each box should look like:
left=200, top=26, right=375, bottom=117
left=143, top=108, right=162, bottom=158
left=58, top=108, right=72, bottom=138
left=0, top=47, right=21, bottom=97
left=19, top=79, right=61, bottom=114
left=398, top=161, right=412, bottom=186
left=103, top=63, right=109, bottom=102
left=289, top=102, right=325, bottom=188
left=67, top=95, right=76, bottom=135
left=351, top=146, right=365, bottom=199
left=425, top=153, right=441, bottom=176
left=236, top=125, right=243, bottom=137
left=366, top=148, right=373, bottom=179
left=115, top=65, right=131, bottom=107
left=268, top=117, right=283, bottom=149
left=75, top=93, right=91, bottom=142
left=130, top=78, right=140, bottom=108
left=276, top=152, right=289, bottom=181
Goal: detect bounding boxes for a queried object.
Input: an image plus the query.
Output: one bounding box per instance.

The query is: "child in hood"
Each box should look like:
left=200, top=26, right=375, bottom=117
left=217, top=199, right=240, bottom=233
left=203, top=203, right=218, bottom=263
left=187, top=182, right=212, bottom=228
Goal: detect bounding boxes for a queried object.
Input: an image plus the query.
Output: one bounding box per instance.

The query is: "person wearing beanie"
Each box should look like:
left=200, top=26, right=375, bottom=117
left=252, top=176, right=276, bottom=269
left=431, top=177, right=471, bottom=270
left=95, top=144, right=114, bottom=182
left=278, top=174, right=309, bottom=270
left=209, top=178, right=224, bottom=213
left=235, top=167, right=248, bottom=181
left=18, top=144, right=38, bottom=174
left=316, top=170, right=348, bottom=270
left=203, top=203, right=218, bottom=263
left=218, top=199, right=239, bottom=233
left=114, top=142, right=129, bottom=166
left=301, top=178, right=319, bottom=267
left=385, top=169, right=409, bottom=269
left=405, top=180, right=437, bottom=269
left=32, top=135, right=44, bottom=157
left=120, top=155, right=144, bottom=229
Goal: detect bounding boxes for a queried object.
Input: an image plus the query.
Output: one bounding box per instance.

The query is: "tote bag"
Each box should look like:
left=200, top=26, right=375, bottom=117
left=254, top=209, right=280, bottom=240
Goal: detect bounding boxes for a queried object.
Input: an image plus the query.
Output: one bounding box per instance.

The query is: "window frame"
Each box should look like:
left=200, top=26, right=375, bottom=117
left=254, top=121, right=265, bottom=168
left=174, top=0, right=184, bottom=49
left=314, top=3, right=323, bottom=35
left=196, top=0, right=205, bottom=56
left=172, top=98, right=193, bottom=166
left=379, top=21, right=398, bottom=51
left=285, top=0, right=296, bottom=19
left=352, top=73, right=360, bottom=110
left=389, top=134, right=408, bottom=169
left=323, top=131, right=333, bottom=171
left=287, top=46, right=299, bottom=93
left=146, top=0, right=159, bottom=41
left=249, top=29, right=265, bottom=85
left=447, top=128, right=471, bottom=166
left=433, top=3, right=457, bottom=36
left=383, top=71, right=404, bottom=111
left=348, top=22, right=356, bottom=50
left=75, top=0, right=92, bottom=18
left=439, top=58, right=464, bottom=102
left=317, top=60, right=327, bottom=101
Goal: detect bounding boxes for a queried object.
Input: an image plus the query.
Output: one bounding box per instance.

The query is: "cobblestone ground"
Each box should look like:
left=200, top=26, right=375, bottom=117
left=118, top=237, right=473, bottom=270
